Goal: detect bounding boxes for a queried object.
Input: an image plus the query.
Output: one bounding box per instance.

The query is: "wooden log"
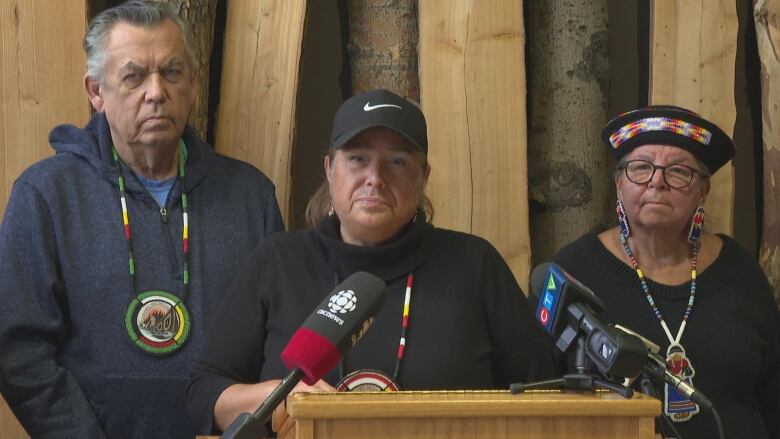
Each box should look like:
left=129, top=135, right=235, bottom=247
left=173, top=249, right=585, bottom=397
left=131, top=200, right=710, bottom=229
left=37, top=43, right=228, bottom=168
left=754, top=0, right=780, bottom=305
left=214, top=0, right=307, bottom=225
left=1, top=1, right=89, bottom=434
left=161, top=0, right=218, bottom=141
left=0, top=0, right=90, bottom=221
left=419, top=0, right=531, bottom=290
left=649, top=0, right=738, bottom=236
left=347, top=0, right=419, bottom=100
left=526, top=0, right=612, bottom=265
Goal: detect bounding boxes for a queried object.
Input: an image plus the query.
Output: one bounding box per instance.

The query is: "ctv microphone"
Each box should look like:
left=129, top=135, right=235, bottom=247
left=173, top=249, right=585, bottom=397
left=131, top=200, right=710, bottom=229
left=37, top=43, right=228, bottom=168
left=531, top=263, right=646, bottom=379
left=220, top=271, right=387, bottom=439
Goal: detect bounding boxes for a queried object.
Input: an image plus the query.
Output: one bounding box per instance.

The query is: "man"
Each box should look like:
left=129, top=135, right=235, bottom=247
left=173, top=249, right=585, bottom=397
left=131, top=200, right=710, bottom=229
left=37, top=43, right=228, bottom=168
left=0, top=1, right=283, bottom=438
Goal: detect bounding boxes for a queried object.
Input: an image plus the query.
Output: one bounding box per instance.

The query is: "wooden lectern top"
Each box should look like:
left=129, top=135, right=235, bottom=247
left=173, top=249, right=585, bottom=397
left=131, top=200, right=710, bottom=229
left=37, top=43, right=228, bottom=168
left=197, top=390, right=661, bottom=439
left=275, top=389, right=661, bottom=439
left=287, top=389, right=659, bottom=419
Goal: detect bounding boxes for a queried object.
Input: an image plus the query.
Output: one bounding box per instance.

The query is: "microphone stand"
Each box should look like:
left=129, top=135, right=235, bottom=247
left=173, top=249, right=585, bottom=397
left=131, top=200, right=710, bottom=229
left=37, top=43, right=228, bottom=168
left=220, top=369, right=305, bottom=439
left=510, top=337, right=633, bottom=398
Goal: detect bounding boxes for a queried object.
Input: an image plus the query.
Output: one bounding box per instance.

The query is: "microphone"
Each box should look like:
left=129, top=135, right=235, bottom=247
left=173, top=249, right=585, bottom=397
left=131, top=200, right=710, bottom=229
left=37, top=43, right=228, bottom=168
left=531, top=262, right=606, bottom=345
left=614, top=325, right=714, bottom=410
left=531, top=263, right=647, bottom=379
left=220, top=271, right=387, bottom=439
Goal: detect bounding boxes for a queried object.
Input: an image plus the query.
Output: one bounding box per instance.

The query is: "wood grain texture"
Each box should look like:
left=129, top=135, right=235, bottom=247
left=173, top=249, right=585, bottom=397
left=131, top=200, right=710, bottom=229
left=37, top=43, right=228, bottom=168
left=1, top=0, right=88, bottom=434
left=419, top=0, right=531, bottom=290
left=0, top=0, right=90, bottom=221
left=649, top=0, right=738, bottom=236
left=214, top=0, right=306, bottom=225
left=160, top=0, right=218, bottom=141
left=754, top=0, right=780, bottom=305
left=281, top=390, right=660, bottom=439
left=526, top=0, right=612, bottom=265
left=347, top=0, right=419, bottom=100
left=0, top=397, right=27, bottom=439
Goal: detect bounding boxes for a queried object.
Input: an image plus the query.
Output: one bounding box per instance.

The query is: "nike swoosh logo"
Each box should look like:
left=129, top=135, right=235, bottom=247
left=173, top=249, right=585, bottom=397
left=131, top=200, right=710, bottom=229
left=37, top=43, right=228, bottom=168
left=363, top=102, right=402, bottom=112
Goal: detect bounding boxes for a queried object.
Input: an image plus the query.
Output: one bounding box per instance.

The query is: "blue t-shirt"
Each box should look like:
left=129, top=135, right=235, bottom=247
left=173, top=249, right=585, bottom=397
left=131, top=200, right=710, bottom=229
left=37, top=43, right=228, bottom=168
left=135, top=173, right=176, bottom=208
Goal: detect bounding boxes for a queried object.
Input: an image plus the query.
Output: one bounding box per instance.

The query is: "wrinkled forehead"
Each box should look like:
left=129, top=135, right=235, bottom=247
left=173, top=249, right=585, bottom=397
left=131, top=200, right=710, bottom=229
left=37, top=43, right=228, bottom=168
left=104, top=20, right=187, bottom=64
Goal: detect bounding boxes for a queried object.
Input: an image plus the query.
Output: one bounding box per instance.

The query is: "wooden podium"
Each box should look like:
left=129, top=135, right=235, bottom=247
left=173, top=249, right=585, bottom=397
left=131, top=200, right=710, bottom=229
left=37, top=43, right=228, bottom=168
left=275, top=390, right=661, bottom=439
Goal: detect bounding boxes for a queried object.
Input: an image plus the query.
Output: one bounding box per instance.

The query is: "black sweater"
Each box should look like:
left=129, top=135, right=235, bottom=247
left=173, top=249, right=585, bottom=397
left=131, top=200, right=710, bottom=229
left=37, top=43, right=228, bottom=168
left=553, top=232, right=780, bottom=439
left=187, top=215, right=556, bottom=434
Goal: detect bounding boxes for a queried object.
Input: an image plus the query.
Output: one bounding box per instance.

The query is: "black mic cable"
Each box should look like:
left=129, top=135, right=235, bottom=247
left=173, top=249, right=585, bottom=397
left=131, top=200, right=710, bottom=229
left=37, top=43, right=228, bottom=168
left=637, top=373, right=682, bottom=439
left=619, top=326, right=724, bottom=439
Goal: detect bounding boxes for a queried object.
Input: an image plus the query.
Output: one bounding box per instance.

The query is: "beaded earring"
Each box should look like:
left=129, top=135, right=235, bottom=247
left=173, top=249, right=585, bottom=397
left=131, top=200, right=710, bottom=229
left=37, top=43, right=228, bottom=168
left=617, top=199, right=631, bottom=237
left=688, top=204, right=705, bottom=244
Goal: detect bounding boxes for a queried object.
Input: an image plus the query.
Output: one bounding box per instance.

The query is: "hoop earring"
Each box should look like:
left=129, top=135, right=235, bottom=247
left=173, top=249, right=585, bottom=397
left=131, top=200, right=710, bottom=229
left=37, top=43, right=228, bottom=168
left=688, top=204, right=705, bottom=244
left=617, top=199, right=631, bottom=237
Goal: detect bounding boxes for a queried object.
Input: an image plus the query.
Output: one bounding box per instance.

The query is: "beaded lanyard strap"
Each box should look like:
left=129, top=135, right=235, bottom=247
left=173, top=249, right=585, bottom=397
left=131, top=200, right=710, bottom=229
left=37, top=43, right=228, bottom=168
left=620, top=232, right=701, bottom=421
left=337, top=273, right=414, bottom=391
left=115, top=142, right=192, bottom=355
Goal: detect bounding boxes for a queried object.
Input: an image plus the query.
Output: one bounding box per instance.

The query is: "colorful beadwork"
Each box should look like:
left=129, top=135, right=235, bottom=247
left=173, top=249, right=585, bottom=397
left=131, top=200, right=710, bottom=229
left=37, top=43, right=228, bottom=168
left=609, top=117, right=712, bottom=149
left=393, top=273, right=414, bottom=379
left=114, top=142, right=192, bottom=355
left=617, top=199, right=631, bottom=237
left=619, top=232, right=698, bottom=344
left=687, top=205, right=705, bottom=244
left=620, top=230, right=702, bottom=421
left=338, top=272, right=414, bottom=391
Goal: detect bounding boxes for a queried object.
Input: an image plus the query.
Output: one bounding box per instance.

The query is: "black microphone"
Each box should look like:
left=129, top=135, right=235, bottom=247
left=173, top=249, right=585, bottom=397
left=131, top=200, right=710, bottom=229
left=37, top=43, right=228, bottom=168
left=614, top=325, right=714, bottom=410
left=531, top=263, right=647, bottom=379
left=220, top=271, right=387, bottom=439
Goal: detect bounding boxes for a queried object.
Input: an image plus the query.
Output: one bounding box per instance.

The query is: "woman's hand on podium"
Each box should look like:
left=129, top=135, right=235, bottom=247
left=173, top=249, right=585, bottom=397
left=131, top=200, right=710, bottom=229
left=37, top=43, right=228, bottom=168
left=271, top=379, right=336, bottom=434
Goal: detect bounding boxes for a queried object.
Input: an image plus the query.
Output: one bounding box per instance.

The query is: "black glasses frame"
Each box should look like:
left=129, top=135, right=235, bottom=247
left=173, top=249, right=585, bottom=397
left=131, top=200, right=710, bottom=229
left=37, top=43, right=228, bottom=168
left=620, top=159, right=704, bottom=189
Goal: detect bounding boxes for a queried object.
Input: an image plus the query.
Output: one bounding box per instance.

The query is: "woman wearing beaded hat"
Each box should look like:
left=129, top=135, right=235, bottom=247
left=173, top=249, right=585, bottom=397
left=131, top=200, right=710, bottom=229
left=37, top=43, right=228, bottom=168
left=187, top=89, right=556, bottom=435
left=552, top=105, right=780, bottom=438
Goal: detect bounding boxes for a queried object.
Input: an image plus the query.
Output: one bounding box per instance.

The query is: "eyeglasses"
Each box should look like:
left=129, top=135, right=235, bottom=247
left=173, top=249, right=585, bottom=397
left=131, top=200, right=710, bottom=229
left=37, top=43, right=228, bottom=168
left=621, top=159, right=705, bottom=189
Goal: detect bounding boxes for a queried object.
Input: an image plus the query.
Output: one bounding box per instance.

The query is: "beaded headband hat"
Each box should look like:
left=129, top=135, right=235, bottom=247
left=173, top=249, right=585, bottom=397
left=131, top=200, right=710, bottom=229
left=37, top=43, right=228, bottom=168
left=601, top=105, right=735, bottom=174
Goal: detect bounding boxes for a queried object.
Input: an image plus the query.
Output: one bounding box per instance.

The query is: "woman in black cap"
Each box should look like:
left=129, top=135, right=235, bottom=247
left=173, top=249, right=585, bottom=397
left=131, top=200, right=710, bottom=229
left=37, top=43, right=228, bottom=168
left=187, top=89, right=555, bottom=435
left=553, top=105, right=779, bottom=438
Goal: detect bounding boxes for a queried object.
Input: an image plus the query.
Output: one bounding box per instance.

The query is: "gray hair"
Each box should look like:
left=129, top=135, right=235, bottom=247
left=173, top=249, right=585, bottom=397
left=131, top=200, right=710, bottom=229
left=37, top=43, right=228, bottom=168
left=84, top=0, right=198, bottom=82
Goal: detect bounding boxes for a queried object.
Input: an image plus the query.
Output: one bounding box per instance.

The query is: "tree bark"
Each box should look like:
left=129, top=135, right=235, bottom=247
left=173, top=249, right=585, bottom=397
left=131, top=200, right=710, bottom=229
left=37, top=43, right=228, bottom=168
left=346, top=0, right=419, bottom=100
left=526, top=0, right=612, bottom=264
left=160, top=0, right=217, bottom=141
left=754, top=0, right=780, bottom=305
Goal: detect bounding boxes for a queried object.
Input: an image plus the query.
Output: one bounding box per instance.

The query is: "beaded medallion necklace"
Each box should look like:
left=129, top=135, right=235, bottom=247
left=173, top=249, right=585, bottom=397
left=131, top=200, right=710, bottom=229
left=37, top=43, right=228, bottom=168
left=114, top=141, right=191, bottom=355
left=336, top=273, right=414, bottom=392
left=620, top=232, right=700, bottom=422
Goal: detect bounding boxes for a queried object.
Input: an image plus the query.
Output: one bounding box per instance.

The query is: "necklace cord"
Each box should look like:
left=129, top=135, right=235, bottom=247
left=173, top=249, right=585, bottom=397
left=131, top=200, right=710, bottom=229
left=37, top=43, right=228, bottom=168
left=113, top=142, right=190, bottom=307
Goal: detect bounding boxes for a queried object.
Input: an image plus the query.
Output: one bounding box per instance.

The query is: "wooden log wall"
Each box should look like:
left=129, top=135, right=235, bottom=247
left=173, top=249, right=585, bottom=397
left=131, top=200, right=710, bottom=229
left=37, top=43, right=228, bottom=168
left=214, top=0, right=307, bottom=226
left=0, top=0, right=90, bottom=220
left=649, top=1, right=738, bottom=236
left=0, top=2, right=89, bottom=438
left=418, top=0, right=531, bottom=290
left=754, top=0, right=780, bottom=304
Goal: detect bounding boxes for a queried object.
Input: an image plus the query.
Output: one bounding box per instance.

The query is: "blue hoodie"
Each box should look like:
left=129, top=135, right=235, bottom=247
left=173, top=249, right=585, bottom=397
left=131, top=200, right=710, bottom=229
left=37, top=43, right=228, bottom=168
left=0, top=113, right=284, bottom=439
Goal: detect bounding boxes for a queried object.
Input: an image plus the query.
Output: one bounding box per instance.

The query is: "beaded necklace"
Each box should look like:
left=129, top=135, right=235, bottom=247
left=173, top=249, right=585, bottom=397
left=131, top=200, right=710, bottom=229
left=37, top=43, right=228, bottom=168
left=114, top=141, right=192, bottom=355
left=336, top=273, right=414, bottom=391
left=620, top=232, right=701, bottom=422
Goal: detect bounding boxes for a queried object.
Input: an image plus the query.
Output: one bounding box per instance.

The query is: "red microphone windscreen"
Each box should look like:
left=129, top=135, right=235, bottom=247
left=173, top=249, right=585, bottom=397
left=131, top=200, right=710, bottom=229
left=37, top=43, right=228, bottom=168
left=280, top=327, right=341, bottom=385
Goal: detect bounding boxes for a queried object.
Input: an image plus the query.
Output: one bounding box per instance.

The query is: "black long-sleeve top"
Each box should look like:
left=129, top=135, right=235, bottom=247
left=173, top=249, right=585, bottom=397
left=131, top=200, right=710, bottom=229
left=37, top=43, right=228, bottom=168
left=187, top=215, right=556, bottom=434
left=553, top=232, right=780, bottom=439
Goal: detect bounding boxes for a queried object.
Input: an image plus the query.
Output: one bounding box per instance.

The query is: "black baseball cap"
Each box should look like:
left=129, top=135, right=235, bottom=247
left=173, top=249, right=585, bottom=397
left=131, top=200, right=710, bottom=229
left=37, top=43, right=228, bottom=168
left=329, top=89, right=428, bottom=154
left=601, top=105, right=735, bottom=174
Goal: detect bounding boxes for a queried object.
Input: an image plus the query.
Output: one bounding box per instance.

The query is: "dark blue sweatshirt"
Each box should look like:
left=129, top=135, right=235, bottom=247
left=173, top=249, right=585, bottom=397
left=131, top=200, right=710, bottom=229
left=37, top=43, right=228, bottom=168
left=0, top=113, right=284, bottom=439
